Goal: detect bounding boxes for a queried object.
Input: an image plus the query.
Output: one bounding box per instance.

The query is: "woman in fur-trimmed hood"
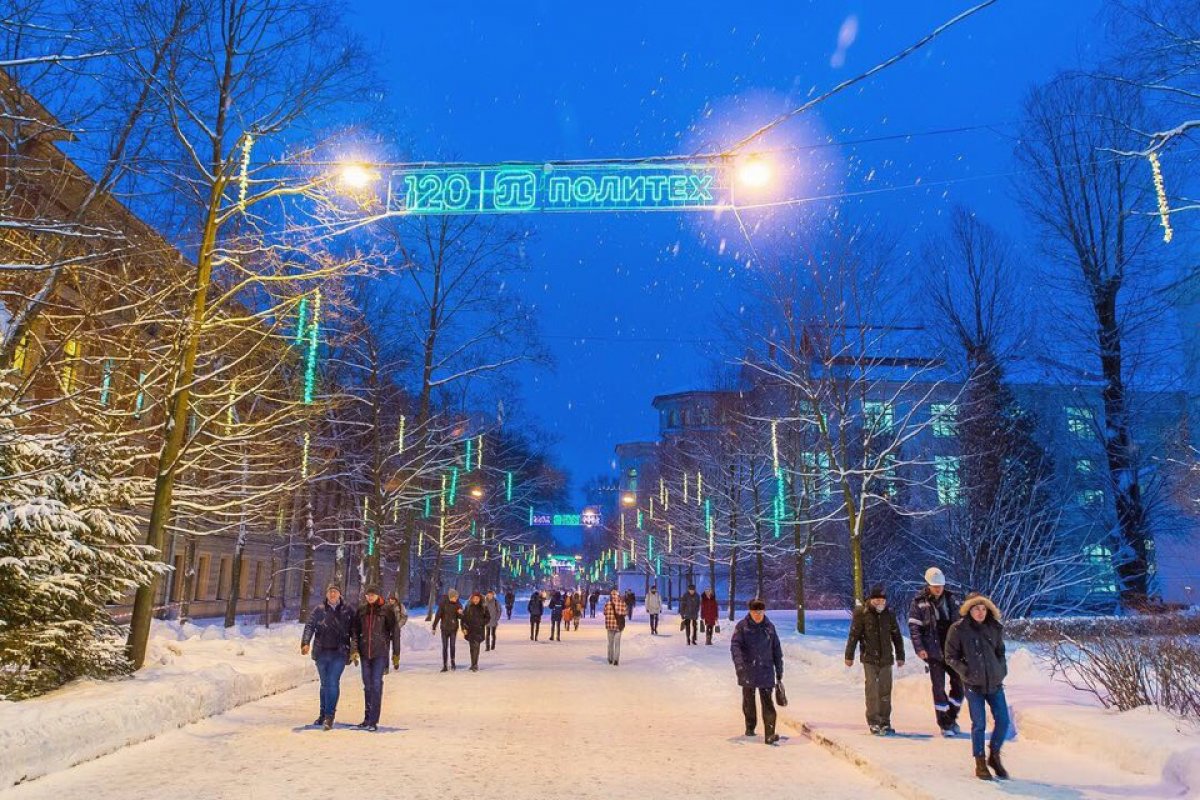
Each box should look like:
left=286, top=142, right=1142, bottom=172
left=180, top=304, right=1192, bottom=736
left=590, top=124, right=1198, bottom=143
left=945, top=592, right=1011, bottom=781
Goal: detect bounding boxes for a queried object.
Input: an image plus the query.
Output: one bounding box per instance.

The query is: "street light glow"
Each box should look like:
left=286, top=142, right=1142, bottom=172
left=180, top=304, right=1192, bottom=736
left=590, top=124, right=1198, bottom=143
left=621, top=493, right=636, bottom=506
left=338, top=161, right=378, bottom=191
left=737, top=155, right=771, bottom=188
left=470, top=487, right=483, bottom=499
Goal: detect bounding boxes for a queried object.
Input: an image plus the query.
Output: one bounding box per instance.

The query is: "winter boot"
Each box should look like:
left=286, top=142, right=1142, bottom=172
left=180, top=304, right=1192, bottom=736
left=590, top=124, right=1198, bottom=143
left=746, top=727, right=756, bottom=737
left=313, top=716, right=325, bottom=727
left=367, top=724, right=377, bottom=732
left=765, top=732, right=780, bottom=746
left=323, top=716, right=333, bottom=731
left=987, top=749, right=1009, bottom=779
left=441, top=665, right=448, bottom=673
left=974, top=756, right=993, bottom=781
left=869, top=725, right=882, bottom=735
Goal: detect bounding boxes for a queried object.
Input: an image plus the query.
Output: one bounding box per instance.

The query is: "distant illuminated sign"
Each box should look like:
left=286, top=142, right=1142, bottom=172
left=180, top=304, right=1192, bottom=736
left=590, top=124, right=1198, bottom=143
left=531, top=513, right=553, bottom=526
left=529, top=510, right=603, bottom=527
left=388, top=162, right=732, bottom=215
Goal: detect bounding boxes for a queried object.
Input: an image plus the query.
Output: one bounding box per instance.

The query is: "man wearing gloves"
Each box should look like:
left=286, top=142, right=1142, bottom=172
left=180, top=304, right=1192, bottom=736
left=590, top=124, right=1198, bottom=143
left=730, top=599, right=784, bottom=745
left=908, top=567, right=963, bottom=736
left=351, top=585, right=402, bottom=732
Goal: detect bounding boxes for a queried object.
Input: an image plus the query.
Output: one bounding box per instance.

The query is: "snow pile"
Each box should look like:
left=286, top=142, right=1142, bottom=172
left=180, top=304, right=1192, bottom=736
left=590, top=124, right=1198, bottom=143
left=0, top=616, right=437, bottom=787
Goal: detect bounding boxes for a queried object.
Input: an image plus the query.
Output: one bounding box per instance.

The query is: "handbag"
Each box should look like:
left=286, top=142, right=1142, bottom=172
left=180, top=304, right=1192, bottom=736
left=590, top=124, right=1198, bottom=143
left=775, top=680, right=788, bottom=707
left=715, top=624, right=721, bottom=634
left=616, top=610, right=626, bottom=631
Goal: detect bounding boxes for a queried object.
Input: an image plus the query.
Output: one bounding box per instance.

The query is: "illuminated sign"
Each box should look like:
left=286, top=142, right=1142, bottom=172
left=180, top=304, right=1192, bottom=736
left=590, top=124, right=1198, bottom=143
left=388, top=162, right=733, bottom=215
left=531, top=513, right=553, bottom=526
left=529, top=510, right=603, bottom=527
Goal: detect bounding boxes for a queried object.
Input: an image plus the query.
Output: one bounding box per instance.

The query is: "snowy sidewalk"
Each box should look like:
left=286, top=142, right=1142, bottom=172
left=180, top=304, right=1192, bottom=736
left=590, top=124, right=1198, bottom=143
left=1, top=613, right=890, bottom=800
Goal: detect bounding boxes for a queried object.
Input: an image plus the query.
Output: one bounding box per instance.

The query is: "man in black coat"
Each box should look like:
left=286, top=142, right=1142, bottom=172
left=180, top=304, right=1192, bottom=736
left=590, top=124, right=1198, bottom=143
left=624, top=589, right=636, bottom=622
left=548, top=590, right=565, bottom=641
left=946, top=593, right=1011, bottom=781
left=730, top=599, right=784, bottom=745
left=907, top=567, right=963, bottom=736
left=461, top=592, right=492, bottom=671
left=679, top=585, right=701, bottom=645
left=844, top=584, right=905, bottom=735
left=351, top=585, right=401, bottom=731
left=527, top=590, right=544, bottom=641
left=504, top=589, right=515, bottom=620
left=432, top=589, right=463, bottom=671
left=301, top=583, right=355, bottom=730
left=589, top=589, right=599, bottom=617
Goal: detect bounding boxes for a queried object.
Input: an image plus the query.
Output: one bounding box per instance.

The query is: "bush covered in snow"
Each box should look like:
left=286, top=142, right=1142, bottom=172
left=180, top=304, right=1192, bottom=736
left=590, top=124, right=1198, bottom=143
left=1007, top=611, right=1200, bottom=642
left=0, top=412, right=164, bottom=699
left=1047, top=634, right=1200, bottom=719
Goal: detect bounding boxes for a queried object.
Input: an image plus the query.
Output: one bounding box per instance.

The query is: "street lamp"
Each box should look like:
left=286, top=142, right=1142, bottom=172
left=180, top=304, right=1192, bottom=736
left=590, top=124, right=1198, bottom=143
left=621, top=493, right=636, bottom=507
left=470, top=487, right=483, bottom=499
left=337, top=161, right=379, bottom=191
left=737, top=154, right=772, bottom=188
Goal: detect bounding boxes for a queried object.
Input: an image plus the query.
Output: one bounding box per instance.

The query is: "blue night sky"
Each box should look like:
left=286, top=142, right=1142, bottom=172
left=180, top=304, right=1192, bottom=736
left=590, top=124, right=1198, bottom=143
left=347, top=1, right=1106, bottom=505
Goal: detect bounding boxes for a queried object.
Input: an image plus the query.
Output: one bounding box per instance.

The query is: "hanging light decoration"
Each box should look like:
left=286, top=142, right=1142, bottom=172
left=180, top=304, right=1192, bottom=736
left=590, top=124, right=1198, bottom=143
left=397, top=415, right=406, bottom=454
left=1149, top=151, right=1174, bottom=244
left=238, top=132, right=254, bottom=212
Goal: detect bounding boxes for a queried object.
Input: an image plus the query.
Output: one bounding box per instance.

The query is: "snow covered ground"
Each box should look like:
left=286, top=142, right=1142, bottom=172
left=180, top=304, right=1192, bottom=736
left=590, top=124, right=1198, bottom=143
left=1, top=607, right=1197, bottom=799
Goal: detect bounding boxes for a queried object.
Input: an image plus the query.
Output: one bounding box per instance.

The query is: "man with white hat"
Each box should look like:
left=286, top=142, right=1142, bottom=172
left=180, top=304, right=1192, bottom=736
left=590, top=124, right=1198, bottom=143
left=907, top=567, right=963, bottom=737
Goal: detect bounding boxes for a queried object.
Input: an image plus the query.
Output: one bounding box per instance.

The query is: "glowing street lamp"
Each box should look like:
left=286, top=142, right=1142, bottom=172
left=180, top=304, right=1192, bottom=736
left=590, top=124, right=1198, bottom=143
left=470, top=486, right=484, bottom=499
left=621, top=492, right=636, bottom=507
left=337, top=161, right=379, bottom=191
left=737, top=154, right=772, bottom=188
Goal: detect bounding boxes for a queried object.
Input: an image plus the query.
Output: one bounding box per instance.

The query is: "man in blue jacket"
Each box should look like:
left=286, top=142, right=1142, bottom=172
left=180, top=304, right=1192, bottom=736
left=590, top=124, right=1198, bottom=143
left=301, top=583, right=355, bottom=731
left=731, top=599, right=784, bottom=745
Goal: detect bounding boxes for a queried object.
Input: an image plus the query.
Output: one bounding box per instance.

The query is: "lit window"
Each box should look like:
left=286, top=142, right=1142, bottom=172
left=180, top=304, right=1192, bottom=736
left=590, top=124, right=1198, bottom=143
left=863, top=401, right=894, bottom=434
left=1077, top=489, right=1104, bottom=506
left=1066, top=406, right=1095, bottom=439
left=882, top=454, right=899, bottom=498
left=134, top=371, right=147, bottom=418
left=934, top=456, right=961, bottom=505
left=12, top=332, right=29, bottom=372
left=1075, top=458, right=1095, bottom=475
left=60, top=338, right=80, bottom=393
left=99, top=359, right=114, bottom=407
left=930, top=404, right=957, bottom=437
left=1085, top=544, right=1117, bottom=594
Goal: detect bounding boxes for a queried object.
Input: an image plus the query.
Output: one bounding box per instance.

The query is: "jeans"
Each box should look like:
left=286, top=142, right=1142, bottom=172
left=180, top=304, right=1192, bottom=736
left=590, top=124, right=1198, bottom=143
left=486, top=626, right=497, bottom=650
left=314, top=649, right=346, bottom=719
left=590, top=603, right=597, bottom=617
left=607, top=629, right=623, bottom=663
left=683, top=618, right=698, bottom=644
left=530, top=617, right=541, bottom=640
left=649, top=613, right=659, bottom=634
left=928, top=659, right=964, bottom=729
left=742, top=686, right=777, bottom=738
left=863, top=663, right=894, bottom=728
left=360, top=654, right=387, bottom=726
left=550, top=617, right=562, bottom=640
left=966, top=687, right=1010, bottom=757
left=440, top=627, right=457, bottom=667
left=469, top=639, right=481, bottom=668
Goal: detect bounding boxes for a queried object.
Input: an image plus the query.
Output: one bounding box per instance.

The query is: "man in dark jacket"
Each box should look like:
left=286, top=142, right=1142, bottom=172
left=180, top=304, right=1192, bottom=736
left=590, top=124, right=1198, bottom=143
left=624, top=589, right=636, bottom=622
left=432, top=589, right=463, bottom=671
left=461, top=592, right=492, bottom=671
left=504, top=589, right=515, bottom=620
left=945, top=593, right=1011, bottom=781
left=351, top=585, right=401, bottom=731
left=589, top=589, right=599, bottom=617
left=907, top=567, right=963, bottom=736
left=301, top=583, right=355, bottom=730
left=730, top=599, right=784, bottom=745
left=844, top=584, right=905, bottom=735
left=527, top=590, right=544, bottom=641
left=679, top=585, right=701, bottom=645
left=548, top=590, right=565, bottom=641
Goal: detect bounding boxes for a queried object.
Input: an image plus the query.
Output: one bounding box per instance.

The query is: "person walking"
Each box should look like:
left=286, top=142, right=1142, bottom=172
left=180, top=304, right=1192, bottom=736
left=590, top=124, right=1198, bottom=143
left=432, top=589, right=463, bottom=672
left=461, top=592, right=491, bottom=672
left=548, top=590, right=565, bottom=641
left=350, top=585, right=401, bottom=732
left=571, top=592, right=583, bottom=630
left=504, top=589, right=515, bottom=620
left=484, top=590, right=502, bottom=651
left=679, top=584, right=700, bottom=645
left=385, top=592, right=409, bottom=661
left=731, top=599, right=784, bottom=745
left=844, top=584, right=906, bottom=735
left=589, top=589, right=599, bottom=617
left=624, top=588, right=636, bottom=622
left=645, top=586, right=662, bottom=634
left=701, top=588, right=720, bottom=645
left=527, top=590, right=544, bottom=641
left=946, top=593, right=1011, bottom=781
left=300, top=583, right=355, bottom=731
left=908, top=567, right=964, bottom=736
left=603, top=589, right=627, bottom=666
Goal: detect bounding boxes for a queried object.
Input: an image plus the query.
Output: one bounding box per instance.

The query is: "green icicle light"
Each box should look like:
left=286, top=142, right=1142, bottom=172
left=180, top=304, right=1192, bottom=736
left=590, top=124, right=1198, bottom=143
left=506, top=471, right=514, bottom=502
left=302, top=289, right=321, bottom=405
left=424, top=495, right=432, bottom=518
left=457, top=553, right=463, bottom=573
left=294, top=295, right=309, bottom=343
left=449, top=467, right=459, bottom=505
left=465, top=437, right=473, bottom=472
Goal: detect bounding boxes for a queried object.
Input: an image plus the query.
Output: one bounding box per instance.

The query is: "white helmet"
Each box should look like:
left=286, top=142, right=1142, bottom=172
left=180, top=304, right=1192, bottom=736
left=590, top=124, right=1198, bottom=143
left=924, top=567, right=947, bottom=587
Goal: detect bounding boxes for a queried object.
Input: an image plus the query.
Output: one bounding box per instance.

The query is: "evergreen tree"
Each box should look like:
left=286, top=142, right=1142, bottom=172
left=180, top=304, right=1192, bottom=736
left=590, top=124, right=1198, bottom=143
left=0, top=407, right=164, bottom=699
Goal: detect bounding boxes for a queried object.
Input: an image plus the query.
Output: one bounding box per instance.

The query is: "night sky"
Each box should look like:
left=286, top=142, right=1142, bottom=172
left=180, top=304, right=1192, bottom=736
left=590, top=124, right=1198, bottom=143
left=347, top=0, right=1105, bottom=504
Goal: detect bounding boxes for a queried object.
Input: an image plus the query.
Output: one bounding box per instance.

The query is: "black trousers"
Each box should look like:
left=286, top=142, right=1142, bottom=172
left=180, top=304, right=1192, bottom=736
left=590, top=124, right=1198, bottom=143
left=928, top=659, right=964, bottom=729
left=743, top=686, right=777, bottom=737
left=550, top=617, right=562, bottom=640
left=683, top=618, right=698, bottom=644
left=468, top=640, right=481, bottom=668
left=440, top=628, right=457, bottom=667
left=530, top=617, right=541, bottom=640
left=649, top=613, right=659, bottom=634
left=705, top=622, right=715, bottom=644
left=589, top=602, right=597, bottom=617
left=505, top=604, right=513, bottom=620
left=485, top=626, right=497, bottom=650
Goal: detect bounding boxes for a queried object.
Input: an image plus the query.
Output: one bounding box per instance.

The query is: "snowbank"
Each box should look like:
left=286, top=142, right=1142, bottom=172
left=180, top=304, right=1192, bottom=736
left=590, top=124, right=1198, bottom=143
left=0, top=616, right=437, bottom=788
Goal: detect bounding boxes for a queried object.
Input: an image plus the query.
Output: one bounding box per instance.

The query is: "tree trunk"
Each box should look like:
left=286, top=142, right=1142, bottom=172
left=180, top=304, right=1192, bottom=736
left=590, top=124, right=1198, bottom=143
left=728, top=546, right=738, bottom=621
left=223, top=531, right=246, bottom=628
left=179, top=533, right=197, bottom=624
left=424, top=546, right=443, bottom=621
left=299, top=491, right=316, bottom=623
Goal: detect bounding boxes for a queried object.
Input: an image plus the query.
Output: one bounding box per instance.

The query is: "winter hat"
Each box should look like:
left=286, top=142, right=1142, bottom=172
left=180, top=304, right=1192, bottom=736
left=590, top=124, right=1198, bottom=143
left=363, top=584, right=381, bottom=596
left=748, top=599, right=766, bottom=611
left=959, top=592, right=1002, bottom=621
left=325, top=583, right=342, bottom=595
left=868, top=584, right=887, bottom=600
left=687, top=584, right=697, bottom=591
left=924, top=567, right=947, bottom=587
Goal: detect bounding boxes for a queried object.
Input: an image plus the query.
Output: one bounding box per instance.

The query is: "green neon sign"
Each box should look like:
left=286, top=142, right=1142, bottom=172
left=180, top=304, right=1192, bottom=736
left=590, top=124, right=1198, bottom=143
left=388, top=162, right=732, bottom=215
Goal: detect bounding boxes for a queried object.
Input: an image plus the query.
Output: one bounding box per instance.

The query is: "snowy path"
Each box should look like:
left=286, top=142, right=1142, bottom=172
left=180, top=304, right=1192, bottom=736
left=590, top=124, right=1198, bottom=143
left=3, top=615, right=892, bottom=800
